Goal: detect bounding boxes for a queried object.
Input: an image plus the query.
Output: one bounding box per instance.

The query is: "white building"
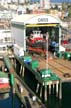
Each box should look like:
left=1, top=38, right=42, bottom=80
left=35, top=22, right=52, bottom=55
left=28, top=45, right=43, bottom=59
left=40, top=0, right=51, bottom=9
left=0, top=29, right=13, bottom=46
left=11, top=14, right=64, bottom=56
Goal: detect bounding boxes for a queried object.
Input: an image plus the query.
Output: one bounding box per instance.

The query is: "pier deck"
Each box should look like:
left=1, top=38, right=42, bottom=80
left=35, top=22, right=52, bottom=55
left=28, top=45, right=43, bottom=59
left=38, top=58, right=71, bottom=82
left=32, top=55, right=71, bottom=82
left=48, top=58, right=71, bottom=82
left=10, top=55, right=71, bottom=102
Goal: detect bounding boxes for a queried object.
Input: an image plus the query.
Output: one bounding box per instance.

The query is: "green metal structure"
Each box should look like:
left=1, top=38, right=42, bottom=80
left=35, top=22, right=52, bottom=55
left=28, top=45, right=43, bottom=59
left=18, top=55, right=60, bottom=85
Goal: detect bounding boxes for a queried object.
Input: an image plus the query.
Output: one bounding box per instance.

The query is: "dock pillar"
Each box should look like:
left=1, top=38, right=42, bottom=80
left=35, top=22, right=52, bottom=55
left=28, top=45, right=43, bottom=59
left=38, top=84, right=42, bottom=97
left=40, top=85, right=43, bottom=98
left=49, top=84, right=51, bottom=95
left=36, top=83, right=42, bottom=97
left=16, top=60, right=21, bottom=75
left=20, top=65, right=24, bottom=77
left=36, top=83, right=39, bottom=93
left=59, top=80, right=62, bottom=100
left=22, top=67, right=25, bottom=77
left=44, top=85, right=47, bottom=101
left=52, top=84, right=55, bottom=95
left=56, top=81, right=59, bottom=98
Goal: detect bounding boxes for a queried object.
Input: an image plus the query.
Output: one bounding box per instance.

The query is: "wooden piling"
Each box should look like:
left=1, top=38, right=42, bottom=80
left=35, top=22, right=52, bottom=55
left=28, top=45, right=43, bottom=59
left=59, top=80, right=62, bottom=100
left=44, top=85, right=47, bottom=101
left=56, top=81, right=59, bottom=98
left=36, top=83, right=39, bottom=93
left=49, top=84, right=51, bottom=95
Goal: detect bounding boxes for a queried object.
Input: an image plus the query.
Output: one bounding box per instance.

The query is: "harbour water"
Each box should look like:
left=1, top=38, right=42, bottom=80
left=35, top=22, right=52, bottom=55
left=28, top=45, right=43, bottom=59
left=21, top=68, right=71, bottom=108
left=62, top=82, right=71, bottom=108
left=46, top=82, right=71, bottom=108
left=0, top=90, right=21, bottom=108
left=0, top=81, right=71, bottom=108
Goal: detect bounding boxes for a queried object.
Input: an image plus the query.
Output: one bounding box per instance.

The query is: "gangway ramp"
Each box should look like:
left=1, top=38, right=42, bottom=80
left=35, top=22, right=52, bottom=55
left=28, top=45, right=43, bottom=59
left=3, top=56, right=45, bottom=108
left=15, top=78, right=43, bottom=108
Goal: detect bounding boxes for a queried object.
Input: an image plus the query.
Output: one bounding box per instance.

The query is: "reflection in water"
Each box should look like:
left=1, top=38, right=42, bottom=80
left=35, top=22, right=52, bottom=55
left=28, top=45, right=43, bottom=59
left=0, top=83, right=71, bottom=108
left=0, top=93, right=9, bottom=100
left=45, top=82, right=71, bottom=108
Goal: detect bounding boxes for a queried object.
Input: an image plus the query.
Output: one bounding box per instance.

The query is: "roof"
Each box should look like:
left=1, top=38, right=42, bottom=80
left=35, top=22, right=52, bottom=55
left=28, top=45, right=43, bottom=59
left=11, top=14, right=63, bottom=25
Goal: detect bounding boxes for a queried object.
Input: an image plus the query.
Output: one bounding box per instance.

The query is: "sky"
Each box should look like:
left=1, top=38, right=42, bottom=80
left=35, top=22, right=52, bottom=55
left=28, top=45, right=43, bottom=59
left=31, top=0, right=71, bottom=3
left=50, top=0, right=71, bottom=2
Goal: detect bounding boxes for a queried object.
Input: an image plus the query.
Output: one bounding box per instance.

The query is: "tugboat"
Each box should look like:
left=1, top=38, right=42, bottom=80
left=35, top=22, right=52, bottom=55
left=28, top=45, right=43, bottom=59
left=0, top=71, right=10, bottom=99
left=26, top=30, right=48, bottom=57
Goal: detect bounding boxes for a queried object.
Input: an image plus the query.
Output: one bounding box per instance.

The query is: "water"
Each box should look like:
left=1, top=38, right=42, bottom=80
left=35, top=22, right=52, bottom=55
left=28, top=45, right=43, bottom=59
left=24, top=68, right=71, bottom=108
left=45, top=82, right=71, bottom=108
left=0, top=82, right=70, bottom=108
left=0, top=90, right=21, bottom=108
left=62, top=82, right=71, bottom=108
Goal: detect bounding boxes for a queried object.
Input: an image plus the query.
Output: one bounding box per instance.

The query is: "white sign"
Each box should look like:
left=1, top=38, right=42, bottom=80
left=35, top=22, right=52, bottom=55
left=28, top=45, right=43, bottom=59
left=26, top=15, right=61, bottom=24
left=38, top=18, right=48, bottom=22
